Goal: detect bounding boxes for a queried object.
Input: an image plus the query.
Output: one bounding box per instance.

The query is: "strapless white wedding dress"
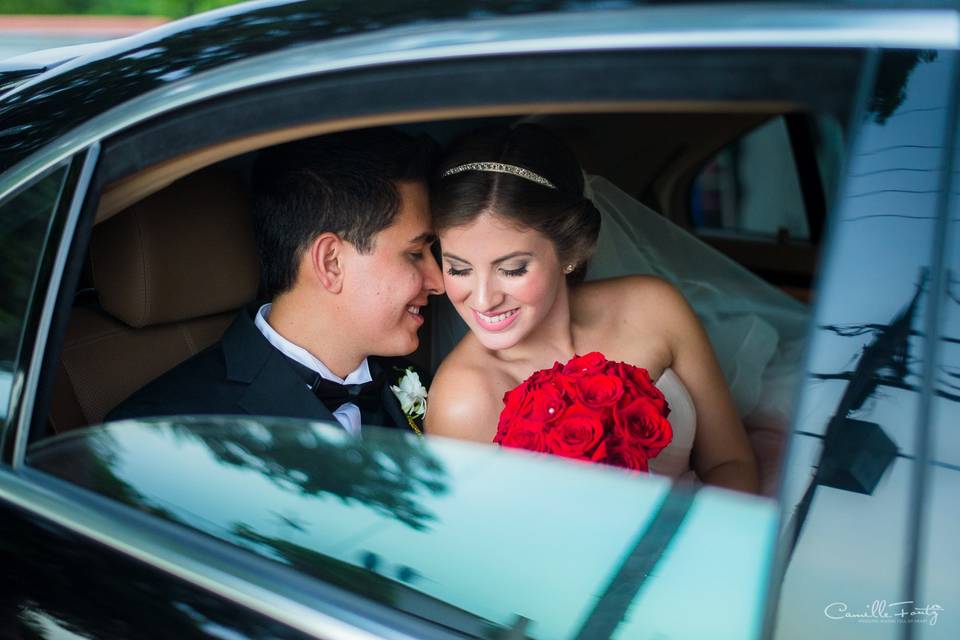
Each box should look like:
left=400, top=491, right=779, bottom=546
left=648, top=368, right=697, bottom=480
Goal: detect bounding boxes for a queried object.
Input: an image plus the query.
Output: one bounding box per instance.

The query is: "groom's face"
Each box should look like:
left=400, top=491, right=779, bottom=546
left=340, top=180, right=444, bottom=357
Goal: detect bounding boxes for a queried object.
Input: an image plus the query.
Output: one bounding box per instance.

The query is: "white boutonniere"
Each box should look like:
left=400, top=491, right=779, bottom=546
left=390, top=367, right=427, bottom=436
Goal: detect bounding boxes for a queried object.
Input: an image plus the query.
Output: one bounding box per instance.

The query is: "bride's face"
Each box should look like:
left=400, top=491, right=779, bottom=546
left=439, top=212, right=567, bottom=351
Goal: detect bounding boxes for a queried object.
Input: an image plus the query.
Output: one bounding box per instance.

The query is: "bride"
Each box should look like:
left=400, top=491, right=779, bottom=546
left=424, top=124, right=759, bottom=494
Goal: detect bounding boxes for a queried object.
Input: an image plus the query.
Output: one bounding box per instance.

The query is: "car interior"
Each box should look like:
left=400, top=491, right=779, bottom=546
left=37, top=106, right=846, bottom=497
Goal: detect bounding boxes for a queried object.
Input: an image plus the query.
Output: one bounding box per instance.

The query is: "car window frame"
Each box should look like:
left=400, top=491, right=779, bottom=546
left=15, top=47, right=868, bottom=452
left=0, top=148, right=97, bottom=467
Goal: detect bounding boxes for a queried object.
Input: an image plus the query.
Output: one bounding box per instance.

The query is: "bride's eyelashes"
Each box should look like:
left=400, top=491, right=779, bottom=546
left=445, top=263, right=529, bottom=278
left=500, top=263, right=528, bottom=277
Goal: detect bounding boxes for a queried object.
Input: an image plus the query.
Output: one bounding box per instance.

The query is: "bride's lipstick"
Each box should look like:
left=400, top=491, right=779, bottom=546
left=473, top=307, right=520, bottom=332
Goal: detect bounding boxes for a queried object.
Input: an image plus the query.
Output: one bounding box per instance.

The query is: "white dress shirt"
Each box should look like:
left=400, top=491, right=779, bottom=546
left=254, top=303, right=370, bottom=436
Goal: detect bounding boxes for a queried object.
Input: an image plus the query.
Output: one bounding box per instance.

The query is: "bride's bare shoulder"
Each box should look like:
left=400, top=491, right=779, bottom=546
left=425, top=339, right=504, bottom=442
left=574, top=275, right=686, bottom=318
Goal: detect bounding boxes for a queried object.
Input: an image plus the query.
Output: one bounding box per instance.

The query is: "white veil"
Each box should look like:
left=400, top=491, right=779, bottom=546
left=583, top=175, right=808, bottom=427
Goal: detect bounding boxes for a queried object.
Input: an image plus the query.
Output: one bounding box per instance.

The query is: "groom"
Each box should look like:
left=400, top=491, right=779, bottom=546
left=107, top=128, right=444, bottom=435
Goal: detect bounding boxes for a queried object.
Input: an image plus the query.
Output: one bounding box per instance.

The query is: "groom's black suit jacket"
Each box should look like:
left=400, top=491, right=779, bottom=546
left=106, top=306, right=425, bottom=432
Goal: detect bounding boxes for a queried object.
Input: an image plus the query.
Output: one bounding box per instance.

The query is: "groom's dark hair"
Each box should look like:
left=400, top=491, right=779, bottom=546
left=252, top=127, right=435, bottom=298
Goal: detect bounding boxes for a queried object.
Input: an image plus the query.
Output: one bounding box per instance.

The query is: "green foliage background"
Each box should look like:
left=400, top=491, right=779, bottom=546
left=0, top=0, right=248, bottom=18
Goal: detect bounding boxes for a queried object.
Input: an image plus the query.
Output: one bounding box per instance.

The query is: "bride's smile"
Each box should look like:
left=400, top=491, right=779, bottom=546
left=439, top=212, right=570, bottom=352
left=472, top=307, right=521, bottom=331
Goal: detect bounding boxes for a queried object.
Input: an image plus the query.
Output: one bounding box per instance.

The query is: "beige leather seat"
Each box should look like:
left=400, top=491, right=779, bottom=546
left=49, top=167, right=260, bottom=433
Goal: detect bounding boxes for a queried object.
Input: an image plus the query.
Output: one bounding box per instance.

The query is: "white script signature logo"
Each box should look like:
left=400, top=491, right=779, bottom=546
left=824, top=600, right=942, bottom=626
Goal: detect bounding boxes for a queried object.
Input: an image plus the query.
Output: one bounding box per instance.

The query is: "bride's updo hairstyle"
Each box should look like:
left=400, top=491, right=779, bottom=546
left=432, top=124, right=601, bottom=282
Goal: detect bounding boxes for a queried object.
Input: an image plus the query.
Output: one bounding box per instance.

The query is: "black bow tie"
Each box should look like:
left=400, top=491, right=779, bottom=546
left=311, top=375, right=383, bottom=413
left=280, top=354, right=389, bottom=425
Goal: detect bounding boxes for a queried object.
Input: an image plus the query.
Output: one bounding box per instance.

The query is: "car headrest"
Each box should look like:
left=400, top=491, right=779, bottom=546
left=90, top=167, right=260, bottom=329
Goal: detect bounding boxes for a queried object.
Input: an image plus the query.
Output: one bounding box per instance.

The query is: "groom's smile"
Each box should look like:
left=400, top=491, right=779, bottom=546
left=341, top=180, right=443, bottom=358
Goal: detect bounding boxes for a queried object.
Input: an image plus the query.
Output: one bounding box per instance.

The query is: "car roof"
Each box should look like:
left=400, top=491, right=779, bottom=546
left=0, top=0, right=957, bottom=179
left=0, top=40, right=118, bottom=95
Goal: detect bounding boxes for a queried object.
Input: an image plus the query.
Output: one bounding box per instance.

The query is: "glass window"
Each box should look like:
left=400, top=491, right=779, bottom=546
left=692, top=117, right=809, bottom=240
left=774, top=50, right=954, bottom=639
left=0, top=166, right=69, bottom=425
left=26, top=417, right=778, bottom=639
left=690, top=115, right=843, bottom=244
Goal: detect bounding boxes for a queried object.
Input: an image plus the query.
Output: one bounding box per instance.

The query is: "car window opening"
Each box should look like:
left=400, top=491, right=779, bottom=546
left=31, top=109, right=844, bottom=505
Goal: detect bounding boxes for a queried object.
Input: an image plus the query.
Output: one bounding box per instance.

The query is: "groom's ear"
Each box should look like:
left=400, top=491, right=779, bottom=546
left=309, top=233, right=344, bottom=293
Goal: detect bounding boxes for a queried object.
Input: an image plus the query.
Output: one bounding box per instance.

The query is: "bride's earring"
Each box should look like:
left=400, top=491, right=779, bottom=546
left=564, top=264, right=576, bottom=274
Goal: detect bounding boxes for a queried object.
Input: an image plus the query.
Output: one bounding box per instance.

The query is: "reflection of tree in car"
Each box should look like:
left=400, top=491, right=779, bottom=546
left=232, top=523, right=399, bottom=605
left=24, top=419, right=453, bottom=634
left=168, top=420, right=449, bottom=531
left=41, top=418, right=450, bottom=532
left=229, top=525, right=507, bottom=637
left=0, top=168, right=66, bottom=373
left=867, top=50, right=938, bottom=124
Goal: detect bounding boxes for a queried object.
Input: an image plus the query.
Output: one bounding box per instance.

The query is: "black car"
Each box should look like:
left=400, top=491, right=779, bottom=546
left=0, top=1, right=956, bottom=638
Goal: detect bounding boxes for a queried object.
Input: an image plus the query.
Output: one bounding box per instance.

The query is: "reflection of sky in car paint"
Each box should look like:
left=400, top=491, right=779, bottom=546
left=777, top=53, right=959, bottom=640
left=107, top=424, right=775, bottom=639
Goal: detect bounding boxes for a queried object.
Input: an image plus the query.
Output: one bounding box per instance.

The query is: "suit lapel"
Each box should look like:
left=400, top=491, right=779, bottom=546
left=381, top=380, right=409, bottom=431
left=222, top=307, right=335, bottom=423
left=238, top=349, right=335, bottom=422
left=220, top=309, right=419, bottom=431
left=366, top=356, right=404, bottom=432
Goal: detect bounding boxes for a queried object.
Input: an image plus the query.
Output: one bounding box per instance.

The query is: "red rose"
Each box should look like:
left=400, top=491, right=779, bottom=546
left=498, top=383, right=532, bottom=440
left=501, top=382, right=529, bottom=418
left=605, top=442, right=650, bottom=472
left=562, top=352, right=607, bottom=377
left=546, top=406, right=604, bottom=458
left=526, top=368, right=554, bottom=388
left=576, top=374, right=624, bottom=408
left=525, top=382, right=567, bottom=422
left=500, top=421, right=549, bottom=452
left=612, top=363, right=670, bottom=417
left=613, top=398, right=673, bottom=456
left=495, top=353, right=673, bottom=473
left=587, top=439, right=608, bottom=463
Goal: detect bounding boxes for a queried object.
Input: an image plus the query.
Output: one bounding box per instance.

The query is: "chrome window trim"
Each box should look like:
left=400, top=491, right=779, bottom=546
left=11, top=144, right=99, bottom=469
left=0, top=6, right=956, bottom=206
left=0, top=466, right=428, bottom=640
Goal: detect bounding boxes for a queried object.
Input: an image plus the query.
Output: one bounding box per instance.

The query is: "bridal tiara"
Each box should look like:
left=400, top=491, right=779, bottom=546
left=441, top=162, right=557, bottom=189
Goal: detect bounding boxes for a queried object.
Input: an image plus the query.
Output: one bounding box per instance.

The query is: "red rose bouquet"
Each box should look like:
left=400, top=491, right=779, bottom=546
left=494, top=352, right=672, bottom=472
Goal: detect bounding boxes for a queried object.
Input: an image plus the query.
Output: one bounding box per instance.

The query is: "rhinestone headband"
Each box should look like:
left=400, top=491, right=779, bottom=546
left=441, top=162, right=556, bottom=189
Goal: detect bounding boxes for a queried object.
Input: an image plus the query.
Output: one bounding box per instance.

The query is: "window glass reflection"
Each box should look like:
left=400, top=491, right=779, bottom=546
left=0, top=166, right=68, bottom=424
left=28, top=417, right=775, bottom=639
left=776, top=50, right=954, bottom=640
